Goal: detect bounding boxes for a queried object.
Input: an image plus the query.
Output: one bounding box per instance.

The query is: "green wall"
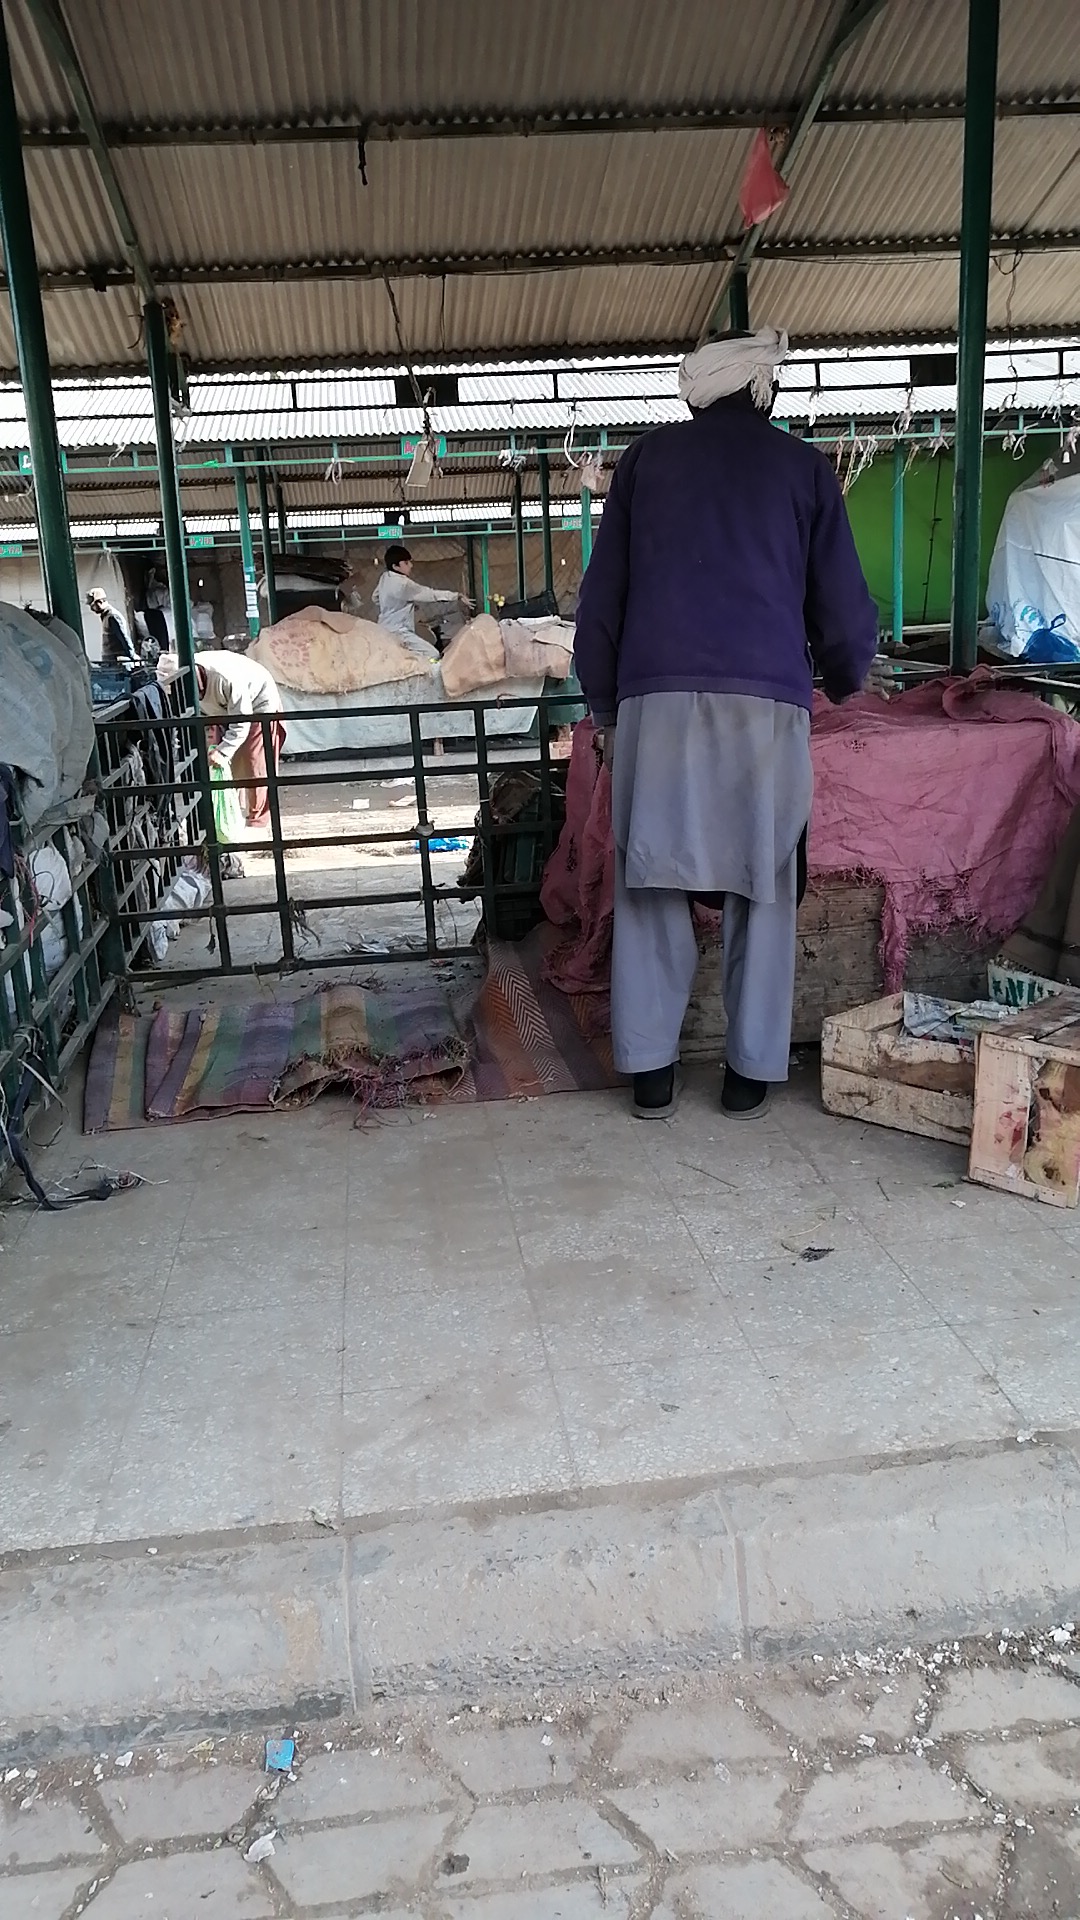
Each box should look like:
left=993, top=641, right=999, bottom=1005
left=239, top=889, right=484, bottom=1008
left=842, top=443, right=1046, bottom=630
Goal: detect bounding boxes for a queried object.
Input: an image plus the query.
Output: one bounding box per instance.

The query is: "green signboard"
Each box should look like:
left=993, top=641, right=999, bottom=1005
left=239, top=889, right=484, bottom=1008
left=188, top=533, right=214, bottom=547
left=0, top=542, right=24, bottom=556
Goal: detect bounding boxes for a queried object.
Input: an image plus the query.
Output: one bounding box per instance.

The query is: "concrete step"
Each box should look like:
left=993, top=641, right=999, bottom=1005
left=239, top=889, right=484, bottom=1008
left=3, top=1434, right=1079, bottom=1755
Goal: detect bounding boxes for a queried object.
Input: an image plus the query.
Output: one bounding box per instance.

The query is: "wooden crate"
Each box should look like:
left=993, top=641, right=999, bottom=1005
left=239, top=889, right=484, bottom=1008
left=969, top=990, right=1080, bottom=1207
left=682, top=880, right=993, bottom=1059
left=821, top=992, right=976, bottom=1145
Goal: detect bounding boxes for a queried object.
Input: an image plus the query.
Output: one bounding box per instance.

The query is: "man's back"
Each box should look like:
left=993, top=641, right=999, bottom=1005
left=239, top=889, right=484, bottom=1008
left=574, top=390, right=877, bottom=721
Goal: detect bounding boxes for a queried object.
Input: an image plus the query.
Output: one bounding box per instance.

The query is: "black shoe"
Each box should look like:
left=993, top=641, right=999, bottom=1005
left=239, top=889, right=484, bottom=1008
left=721, top=1065, right=771, bottom=1119
left=632, top=1064, right=681, bottom=1119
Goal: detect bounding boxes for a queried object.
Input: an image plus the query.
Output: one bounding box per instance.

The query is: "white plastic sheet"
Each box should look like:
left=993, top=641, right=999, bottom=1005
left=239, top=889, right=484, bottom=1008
left=986, top=469, right=1080, bottom=657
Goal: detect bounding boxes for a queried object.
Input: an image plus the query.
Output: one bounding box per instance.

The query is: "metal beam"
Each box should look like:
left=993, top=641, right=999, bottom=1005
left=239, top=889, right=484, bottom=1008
left=255, top=456, right=279, bottom=624
left=0, top=5, right=80, bottom=634
left=229, top=449, right=261, bottom=637
left=14, top=227, right=1080, bottom=297
left=145, top=300, right=195, bottom=683
left=23, top=0, right=157, bottom=302
left=951, top=0, right=1001, bottom=674
left=8, top=320, right=1080, bottom=385
left=699, top=0, right=893, bottom=342
left=580, top=487, right=593, bottom=569
left=16, top=97, right=1080, bottom=148
left=513, top=469, right=526, bottom=600
left=146, top=298, right=231, bottom=968
left=728, top=267, right=750, bottom=330
left=538, top=442, right=554, bottom=598
left=891, top=439, right=905, bottom=645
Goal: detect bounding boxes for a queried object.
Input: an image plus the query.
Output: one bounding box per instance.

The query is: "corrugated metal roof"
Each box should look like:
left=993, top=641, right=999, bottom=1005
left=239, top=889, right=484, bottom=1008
left=5, top=0, right=838, bottom=126
left=1, top=348, right=1077, bottom=455
left=1, top=0, right=1078, bottom=371
left=837, top=0, right=1079, bottom=104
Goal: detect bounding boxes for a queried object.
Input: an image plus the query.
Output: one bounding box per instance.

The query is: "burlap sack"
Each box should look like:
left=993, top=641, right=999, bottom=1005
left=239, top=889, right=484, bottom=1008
left=249, top=610, right=429, bottom=694
left=501, top=618, right=574, bottom=683
left=439, top=614, right=507, bottom=698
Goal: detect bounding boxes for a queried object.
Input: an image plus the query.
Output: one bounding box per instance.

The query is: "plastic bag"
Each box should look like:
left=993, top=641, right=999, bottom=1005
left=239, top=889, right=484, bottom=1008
left=986, top=470, right=1080, bottom=658
left=210, top=763, right=246, bottom=844
left=739, top=128, right=789, bottom=228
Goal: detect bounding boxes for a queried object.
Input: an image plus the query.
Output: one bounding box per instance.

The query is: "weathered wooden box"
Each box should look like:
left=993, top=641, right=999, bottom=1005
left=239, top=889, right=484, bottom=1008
left=820, top=992, right=975, bottom=1146
left=969, top=991, right=1080, bottom=1207
left=682, top=881, right=993, bottom=1059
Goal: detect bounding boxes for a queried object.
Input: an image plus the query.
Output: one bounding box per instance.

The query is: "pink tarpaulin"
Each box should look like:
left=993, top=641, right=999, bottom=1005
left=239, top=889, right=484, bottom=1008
left=540, top=677, right=1080, bottom=1003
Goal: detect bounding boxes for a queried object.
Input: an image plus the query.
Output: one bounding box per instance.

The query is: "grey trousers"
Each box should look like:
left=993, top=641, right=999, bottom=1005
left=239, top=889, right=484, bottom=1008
left=611, top=845, right=798, bottom=1079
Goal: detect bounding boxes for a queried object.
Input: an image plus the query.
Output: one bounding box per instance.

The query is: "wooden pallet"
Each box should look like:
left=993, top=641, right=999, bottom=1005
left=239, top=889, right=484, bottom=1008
left=969, top=990, right=1080, bottom=1207
left=821, top=992, right=976, bottom=1145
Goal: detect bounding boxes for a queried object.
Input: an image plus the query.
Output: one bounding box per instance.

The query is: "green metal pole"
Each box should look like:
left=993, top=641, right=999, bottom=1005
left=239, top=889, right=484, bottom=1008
left=580, top=486, right=593, bottom=568
left=951, top=0, right=1000, bottom=673
left=274, top=480, right=287, bottom=556
left=480, top=534, right=491, bottom=612
left=145, top=303, right=196, bottom=679
left=892, top=440, right=905, bottom=644
left=146, top=299, right=231, bottom=968
left=465, top=534, right=477, bottom=603
left=0, top=13, right=80, bottom=635
left=513, top=469, right=526, bottom=600
left=255, top=459, right=279, bottom=625
left=538, top=442, right=554, bottom=598
left=728, top=267, right=750, bottom=332
left=230, top=448, right=261, bottom=637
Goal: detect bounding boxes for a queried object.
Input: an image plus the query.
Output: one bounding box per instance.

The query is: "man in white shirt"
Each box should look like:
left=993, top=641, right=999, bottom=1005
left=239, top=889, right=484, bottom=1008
left=194, top=650, right=284, bottom=832
left=372, top=545, right=472, bottom=658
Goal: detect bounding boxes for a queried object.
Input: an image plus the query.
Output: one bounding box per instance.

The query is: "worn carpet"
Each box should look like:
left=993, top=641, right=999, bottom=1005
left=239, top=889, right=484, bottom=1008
left=83, top=926, right=617, bottom=1132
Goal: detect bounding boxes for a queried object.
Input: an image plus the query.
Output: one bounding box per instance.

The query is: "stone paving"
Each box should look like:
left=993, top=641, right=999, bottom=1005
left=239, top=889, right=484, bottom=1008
left=3, top=1635, right=1079, bottom=1918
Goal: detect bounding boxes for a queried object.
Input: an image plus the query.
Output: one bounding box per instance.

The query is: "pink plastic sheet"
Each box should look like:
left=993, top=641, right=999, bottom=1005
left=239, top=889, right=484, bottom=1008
left=540, top=677, right=1080, bottom=1004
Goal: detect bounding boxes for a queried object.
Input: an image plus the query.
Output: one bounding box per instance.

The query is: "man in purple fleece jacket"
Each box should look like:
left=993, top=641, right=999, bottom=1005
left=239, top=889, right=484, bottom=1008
left=574, top=329, right=878, bottom=1119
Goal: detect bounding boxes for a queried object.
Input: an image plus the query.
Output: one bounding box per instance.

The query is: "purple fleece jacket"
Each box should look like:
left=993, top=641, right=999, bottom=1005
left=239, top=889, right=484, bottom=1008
left=574, top=390, right=879, bottom=725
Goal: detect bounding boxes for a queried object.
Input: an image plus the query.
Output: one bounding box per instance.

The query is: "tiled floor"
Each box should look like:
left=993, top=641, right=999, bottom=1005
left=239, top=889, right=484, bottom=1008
left=1, top=1058, right=1077, bottom=1553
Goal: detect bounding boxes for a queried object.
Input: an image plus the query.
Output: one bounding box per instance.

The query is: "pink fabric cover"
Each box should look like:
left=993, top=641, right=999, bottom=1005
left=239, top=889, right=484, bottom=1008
left=540, top=676, right=1080, bottom=1003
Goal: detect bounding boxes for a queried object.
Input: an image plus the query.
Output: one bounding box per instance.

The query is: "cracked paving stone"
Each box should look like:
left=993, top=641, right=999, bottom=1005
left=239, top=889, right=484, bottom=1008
left=608, top=1700, right=785, bottom=1775
left=97, top=1762, right=266, bottom=1842
left=960, top=1730, right=1080, bottom=1811
left=751, top=1671, right=924, bottom=1746
left=1001, top=1821, right=1080, bottom=1918
left=453, top=1800, right=639, bottom=1883
left=268, top=1810, right=453, bottom=1906
left=654, top=1858, right=839, bottom=1920
left=282, top=1745, right=457, bottom=1820
left=431, top=1722, right=591, bottom=1795
left=1, top=1865, right=94, bottom=1919
left=804, top=1831, right=1004, bottom=1920
left=793, top=1755, right=983, bottom=1842
left=0, top=1796, right=104, bottom=1868
left=610, top=1770, right=788, bottom=1854
left=73, top=1849, right=274, bottom=1919
left=932, top=1665, right=1080, bottom=1736
left=438, top=1882, right=648, bottom=1918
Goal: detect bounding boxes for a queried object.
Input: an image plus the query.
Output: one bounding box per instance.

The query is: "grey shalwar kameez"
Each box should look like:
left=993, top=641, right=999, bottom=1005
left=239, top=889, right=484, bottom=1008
left=609, top=689, right=812, bottom=1080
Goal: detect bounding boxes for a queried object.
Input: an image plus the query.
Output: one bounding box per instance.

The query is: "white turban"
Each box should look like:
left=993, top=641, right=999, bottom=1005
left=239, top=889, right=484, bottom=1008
left=678, top=328, right=789, bottom=412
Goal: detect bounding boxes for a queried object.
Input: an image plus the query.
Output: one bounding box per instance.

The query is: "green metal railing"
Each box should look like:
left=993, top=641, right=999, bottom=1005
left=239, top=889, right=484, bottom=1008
left=92, top=692, right=571, bottom=984
left=0, top=812, right=118, bottom=1133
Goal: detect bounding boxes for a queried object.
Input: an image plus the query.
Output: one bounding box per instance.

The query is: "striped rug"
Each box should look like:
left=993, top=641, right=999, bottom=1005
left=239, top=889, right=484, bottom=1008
left=83, top=925, right=617, bottom=1132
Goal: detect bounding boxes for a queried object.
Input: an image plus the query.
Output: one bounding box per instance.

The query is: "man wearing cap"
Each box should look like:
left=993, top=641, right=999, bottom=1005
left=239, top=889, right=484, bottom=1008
left=574, top=328, right=878, bottom=1121
left=87, top=587, right=139, bottom=668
